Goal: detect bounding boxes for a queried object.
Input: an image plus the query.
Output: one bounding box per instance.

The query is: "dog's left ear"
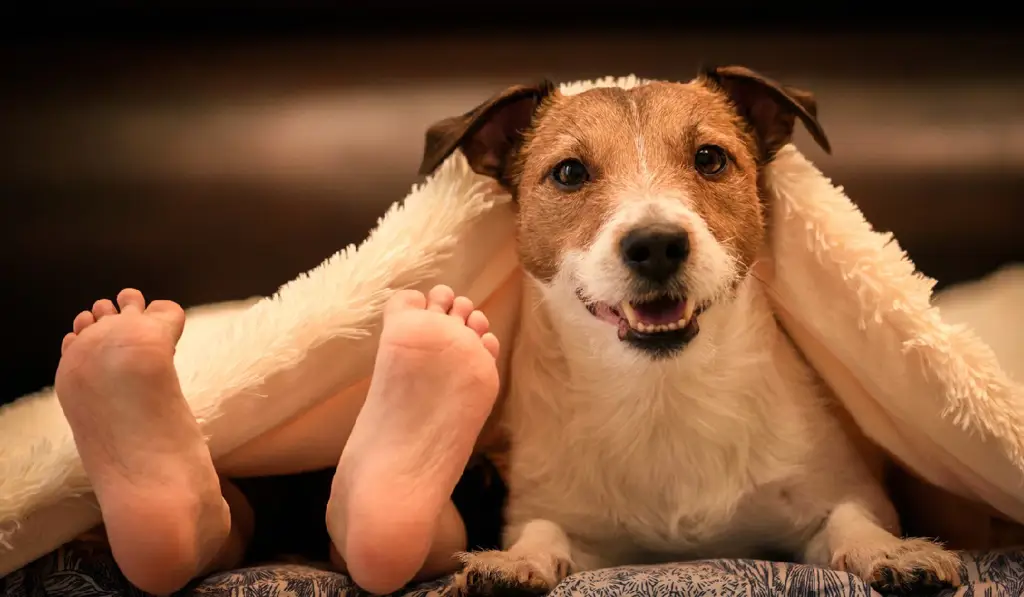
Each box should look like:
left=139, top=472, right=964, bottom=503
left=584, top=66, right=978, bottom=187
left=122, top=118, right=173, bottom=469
left=702, top=65, right=831, bottom=161
left=418, top=80, right=556, bottom=184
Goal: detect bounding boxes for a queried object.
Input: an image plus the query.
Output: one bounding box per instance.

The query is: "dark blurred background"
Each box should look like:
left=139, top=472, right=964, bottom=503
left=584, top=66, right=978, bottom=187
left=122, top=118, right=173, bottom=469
left=1, top=11, right=1022, bottom=406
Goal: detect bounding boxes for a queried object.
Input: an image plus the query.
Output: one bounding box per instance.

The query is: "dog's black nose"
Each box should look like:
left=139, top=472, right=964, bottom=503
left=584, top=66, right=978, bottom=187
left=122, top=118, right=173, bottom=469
left=620, top=226, right=690, bottom=282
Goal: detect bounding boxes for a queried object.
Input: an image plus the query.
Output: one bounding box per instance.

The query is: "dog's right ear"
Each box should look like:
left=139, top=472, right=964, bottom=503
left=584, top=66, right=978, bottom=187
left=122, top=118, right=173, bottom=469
left=418, top=81, right=556, bottom=183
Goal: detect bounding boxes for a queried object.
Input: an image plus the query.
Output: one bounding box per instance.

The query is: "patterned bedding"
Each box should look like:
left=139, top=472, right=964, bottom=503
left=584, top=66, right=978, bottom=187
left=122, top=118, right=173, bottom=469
left=6, top=466, right=1023, bottom=596
left=4, top=544, right=1024, bottom=597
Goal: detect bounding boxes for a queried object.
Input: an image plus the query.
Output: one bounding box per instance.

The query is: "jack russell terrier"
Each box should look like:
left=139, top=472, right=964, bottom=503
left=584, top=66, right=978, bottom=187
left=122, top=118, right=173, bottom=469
left=418, top=65, right=963, bottom=595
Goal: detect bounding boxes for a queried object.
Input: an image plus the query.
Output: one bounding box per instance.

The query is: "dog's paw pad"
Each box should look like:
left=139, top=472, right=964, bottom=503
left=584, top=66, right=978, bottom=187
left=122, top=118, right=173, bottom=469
left=834, top=538, right=963, bottom=594
left=451, top=550, right=572, bottom=596
left=868, top=566, right=957, bottom=595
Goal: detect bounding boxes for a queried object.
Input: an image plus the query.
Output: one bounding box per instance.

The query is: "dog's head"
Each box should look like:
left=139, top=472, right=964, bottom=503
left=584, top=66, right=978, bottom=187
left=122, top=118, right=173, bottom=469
left=419, top=67, right=830, bottom=359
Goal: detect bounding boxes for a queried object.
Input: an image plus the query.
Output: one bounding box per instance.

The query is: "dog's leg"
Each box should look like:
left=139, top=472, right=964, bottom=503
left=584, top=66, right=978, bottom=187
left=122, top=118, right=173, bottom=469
left=452, top=519, right=578, bottom=596
left=804, top=501, right=963, bottom=594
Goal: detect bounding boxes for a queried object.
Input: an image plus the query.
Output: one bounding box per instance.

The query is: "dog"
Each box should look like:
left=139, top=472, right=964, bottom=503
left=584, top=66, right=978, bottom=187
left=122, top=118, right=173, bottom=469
left=418, top=66, right=963, bottom=595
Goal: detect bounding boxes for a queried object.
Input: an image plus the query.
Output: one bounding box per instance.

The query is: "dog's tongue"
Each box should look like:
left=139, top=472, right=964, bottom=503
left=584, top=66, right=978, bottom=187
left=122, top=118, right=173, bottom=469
left=631, top=297, right=686, bottom=325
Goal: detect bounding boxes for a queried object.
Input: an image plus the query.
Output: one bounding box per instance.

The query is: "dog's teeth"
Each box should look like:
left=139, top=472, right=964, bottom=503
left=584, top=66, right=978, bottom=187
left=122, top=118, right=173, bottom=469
left=681, top=299, right=696, bottom=323
left=620, top=302, right=639, bottom=328
left=621, top=300, right=697, bottom=334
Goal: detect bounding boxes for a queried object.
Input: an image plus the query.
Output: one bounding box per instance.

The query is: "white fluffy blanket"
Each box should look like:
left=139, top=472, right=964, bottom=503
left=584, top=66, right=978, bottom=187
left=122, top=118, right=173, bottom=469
left=1, top=75, right=1022, bottom=578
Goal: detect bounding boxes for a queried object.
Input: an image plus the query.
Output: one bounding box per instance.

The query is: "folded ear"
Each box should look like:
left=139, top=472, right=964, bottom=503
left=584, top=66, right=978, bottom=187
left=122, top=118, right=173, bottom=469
left=702, top=65, right=831, bottom=161
left=418, top=80, right=556, bottom=183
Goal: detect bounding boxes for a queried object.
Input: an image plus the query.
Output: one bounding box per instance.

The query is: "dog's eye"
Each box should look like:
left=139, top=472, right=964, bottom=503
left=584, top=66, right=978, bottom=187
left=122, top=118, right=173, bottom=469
left=551, top=159, right=589, bottom=190
left=694, top=145, right=728, bottom=177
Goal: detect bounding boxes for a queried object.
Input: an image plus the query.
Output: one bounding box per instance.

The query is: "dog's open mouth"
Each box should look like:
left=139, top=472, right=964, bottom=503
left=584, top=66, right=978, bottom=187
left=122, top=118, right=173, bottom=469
left=620, top=296, right=695, bottom=333
left=577, top=289, right=705, bottom=355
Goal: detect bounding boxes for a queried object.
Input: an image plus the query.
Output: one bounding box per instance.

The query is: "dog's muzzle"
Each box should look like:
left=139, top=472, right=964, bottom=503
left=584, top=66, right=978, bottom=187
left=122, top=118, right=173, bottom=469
left=574, top=224, right=708, bottom=357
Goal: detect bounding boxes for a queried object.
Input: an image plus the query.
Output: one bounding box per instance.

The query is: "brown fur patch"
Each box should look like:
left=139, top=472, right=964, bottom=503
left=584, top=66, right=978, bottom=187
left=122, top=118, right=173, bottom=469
left=417, top=67, right=830, bottom=288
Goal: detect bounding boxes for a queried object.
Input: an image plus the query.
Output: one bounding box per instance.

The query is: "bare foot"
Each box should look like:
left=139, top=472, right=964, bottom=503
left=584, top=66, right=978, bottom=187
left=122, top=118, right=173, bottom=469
left=327, top=285, right=501, bottom=594
left=55, top=289, right=230, bottom=595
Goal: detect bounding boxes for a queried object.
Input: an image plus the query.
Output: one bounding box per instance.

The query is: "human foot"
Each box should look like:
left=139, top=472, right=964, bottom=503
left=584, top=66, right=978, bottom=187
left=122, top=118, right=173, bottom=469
left=327, top=285, right=501, bottom=594
left=55, top=289, right=230, bottom=595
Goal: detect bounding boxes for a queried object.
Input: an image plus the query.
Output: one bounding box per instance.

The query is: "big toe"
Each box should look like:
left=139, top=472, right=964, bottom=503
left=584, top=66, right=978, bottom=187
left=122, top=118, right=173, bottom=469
left=146, top=300, right=186, bottom=340
left=385, top=290, right=428, bottom=317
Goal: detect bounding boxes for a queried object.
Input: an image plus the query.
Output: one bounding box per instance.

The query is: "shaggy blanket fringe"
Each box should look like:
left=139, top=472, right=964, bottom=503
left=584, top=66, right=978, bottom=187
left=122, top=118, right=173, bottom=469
left=1, top=75, right=1022, bottom=577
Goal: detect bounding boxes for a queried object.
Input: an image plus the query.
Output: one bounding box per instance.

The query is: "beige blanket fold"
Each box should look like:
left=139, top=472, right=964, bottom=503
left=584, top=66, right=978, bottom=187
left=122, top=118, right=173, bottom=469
left=1, top=75, right=1022, bottom=578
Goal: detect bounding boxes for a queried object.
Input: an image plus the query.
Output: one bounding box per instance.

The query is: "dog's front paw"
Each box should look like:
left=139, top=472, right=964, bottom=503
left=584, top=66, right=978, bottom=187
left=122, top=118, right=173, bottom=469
left=832, top=537, right=963, bottom=594
left=450, top=549, right=573, bottom=596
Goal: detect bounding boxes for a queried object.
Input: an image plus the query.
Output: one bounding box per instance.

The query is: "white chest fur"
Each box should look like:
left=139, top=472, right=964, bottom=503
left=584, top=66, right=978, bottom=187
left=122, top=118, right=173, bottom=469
left=500, top=276, right=857, bottom=566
